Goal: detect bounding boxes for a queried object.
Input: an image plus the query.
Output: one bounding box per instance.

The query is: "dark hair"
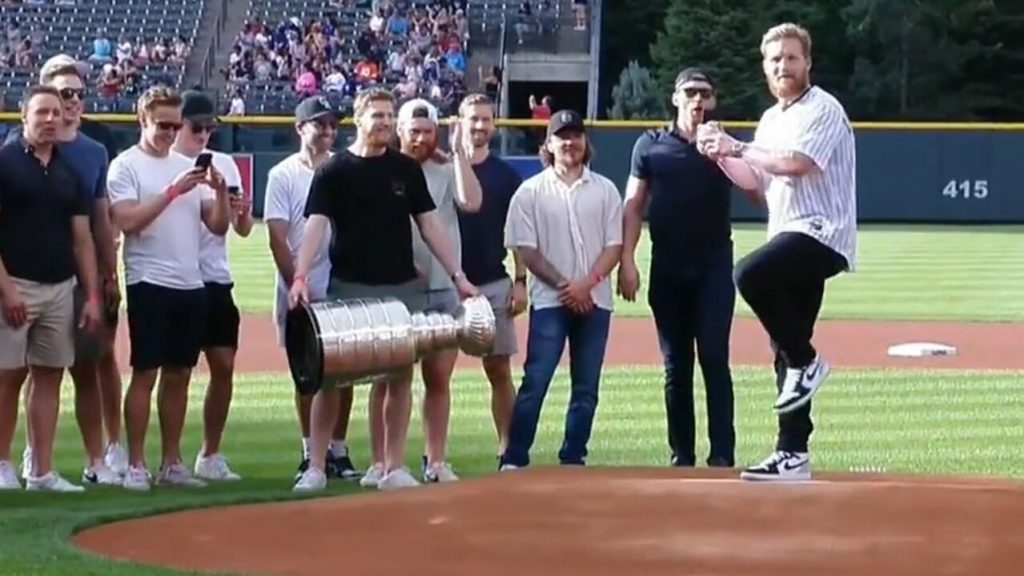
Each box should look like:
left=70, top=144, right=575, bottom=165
left=20, top=84, right=62, bottom=113
left=538, top=133, right=594, bottom=168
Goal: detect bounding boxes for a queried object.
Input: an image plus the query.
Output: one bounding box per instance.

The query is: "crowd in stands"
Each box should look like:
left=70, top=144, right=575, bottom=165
left=84, top=30, right=190, bottom=102
left=225, top=0, right=471, bottom=114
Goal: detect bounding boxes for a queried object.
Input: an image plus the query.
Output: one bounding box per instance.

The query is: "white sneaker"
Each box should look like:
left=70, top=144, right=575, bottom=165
left=0, top=460, right=21, bottom=489
left=377, top=467, right=420, bottom=491
left=293, top=467, right=327, bottom=492
left=194, top=453, right=242, bottom=481
left=26, top=471, right=86, bottom=493
left=740, top=451, right=812, bottom=482
left=123, top=466, right=151, bottom=491
left=774, top=356, right=830, bottom=415
left=499, top=464, right=520, bottom=472
left=104, top=443, right=128, bottom=477
left=157, top=462, right=207, bottom=487
left=21, top=446, right=32, bottom=480
left=82, top=463, right=122, bottom=486
left=359, top=462, right=385, bottom=488
left=423, top=461, right=459, bottom=483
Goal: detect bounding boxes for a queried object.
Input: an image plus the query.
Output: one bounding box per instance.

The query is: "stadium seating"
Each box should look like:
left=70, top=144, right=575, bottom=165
left=0, top=0, right=202, bottom=112
left=225, top=0, right=469, bottom=116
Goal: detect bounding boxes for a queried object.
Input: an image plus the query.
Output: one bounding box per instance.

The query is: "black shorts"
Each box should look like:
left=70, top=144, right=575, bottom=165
left=126, top=282, right=207, bottom=371
left=203, top=282, right=240, bottom=349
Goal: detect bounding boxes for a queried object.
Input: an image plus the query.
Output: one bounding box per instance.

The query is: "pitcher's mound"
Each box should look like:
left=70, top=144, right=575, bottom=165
left=73, top=467, right=1024, bottom=576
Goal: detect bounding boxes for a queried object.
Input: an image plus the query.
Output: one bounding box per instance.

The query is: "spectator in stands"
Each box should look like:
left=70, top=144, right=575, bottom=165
left=295, top=65, right=317, bottom=96
left=97, top=65, right=120, bottom=99
left=172, top=36, right=189, bottom=62
left=89, top=30, right=113, bottom=64
left=116, top=37, right=133, bottom=64
left=323, top=65, right=346, bottom=92
left=388, top=10, right=410, bottom=36
left=574, top=0, right=588, bottom=30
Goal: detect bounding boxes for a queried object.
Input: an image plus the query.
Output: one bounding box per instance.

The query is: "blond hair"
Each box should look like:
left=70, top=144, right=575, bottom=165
left=458, top=93, right=494, bottom=116
left=760, top=23, right=812, bottom=58
left=40, top=64, right=83, bottom=85
left=136, top=85, right=182, bottom=116
left=353, top=88, right=395, bottom=117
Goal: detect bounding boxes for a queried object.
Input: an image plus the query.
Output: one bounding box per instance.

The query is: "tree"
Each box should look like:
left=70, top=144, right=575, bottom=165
left=607, top=61, right=668, bottom=119
left=596, top=0, right=670, bottom=118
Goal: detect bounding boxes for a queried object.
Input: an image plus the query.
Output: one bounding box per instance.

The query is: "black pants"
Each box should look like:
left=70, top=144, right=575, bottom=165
left=734, top=232, right=847, bottom=453
left=648, top=245, right=736, bottom=466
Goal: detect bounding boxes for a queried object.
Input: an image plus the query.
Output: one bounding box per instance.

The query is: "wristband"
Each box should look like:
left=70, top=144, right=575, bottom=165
left=292, top=274, right=307, bottom=287
left=163, top=185, right=182, bottom=201
left=589, top=272, right=603, bottom=285
left=87, top=291, right=102, bottom=306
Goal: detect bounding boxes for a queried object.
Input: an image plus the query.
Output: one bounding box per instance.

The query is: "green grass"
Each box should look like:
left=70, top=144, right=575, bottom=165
left=3, top=366, right=1024, bottom=575
left=228, top=222, right=1024, bottom=321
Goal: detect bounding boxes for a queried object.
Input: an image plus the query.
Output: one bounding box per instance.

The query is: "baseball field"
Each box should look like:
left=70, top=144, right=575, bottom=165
left=3, top=222, right=1024, bottom=575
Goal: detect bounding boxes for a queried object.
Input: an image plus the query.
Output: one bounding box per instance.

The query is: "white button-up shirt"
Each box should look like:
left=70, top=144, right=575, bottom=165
left=504, top=166, right=623, bottom=311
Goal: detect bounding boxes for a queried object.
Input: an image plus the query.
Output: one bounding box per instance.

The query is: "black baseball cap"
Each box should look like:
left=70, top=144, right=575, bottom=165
left=181, top=90, right=217, bottom=122
left=547, top=109, right=585, bottom=137
left=295, top=96, right=337, bottom=123
left=674, top=67, right=715, bottom=90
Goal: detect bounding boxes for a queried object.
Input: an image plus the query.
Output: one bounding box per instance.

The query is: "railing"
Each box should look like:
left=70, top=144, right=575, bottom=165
left=199, top=0, right=229, bottom=88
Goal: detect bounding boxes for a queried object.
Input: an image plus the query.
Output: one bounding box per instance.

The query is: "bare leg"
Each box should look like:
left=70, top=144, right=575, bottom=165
left=124, top=369, right=159, bottom=468
left=69, top=362, right=105, bottom=467
left=97, top=324, right=123, bottom=445
left=27, top=366, right=65, bottom=476
left=421, top=350, right=457, bottom=466
left=0, top=368, right=29, bottom=462
left=334, top=386, right=353, bottom=442
left=368, top=381, right=386, bottom=466
left=482, top=355, right=516, bottom=455
left=157, top=367, right=192, bottom=468
left=309, top=387, right=341, bottom=473
left=21, top=377, right=33, bottom=449
left=383, top=368, right=414, bottom=472
left=199, top=347, right=235, bottom=457
left=295, top=392, right=312, bottom=458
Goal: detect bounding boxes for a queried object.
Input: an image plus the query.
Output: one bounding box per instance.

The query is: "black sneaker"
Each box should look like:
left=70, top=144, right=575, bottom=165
left=295, top=457, right=310, bottom=481
left=328, top=453, right=361, bottom=480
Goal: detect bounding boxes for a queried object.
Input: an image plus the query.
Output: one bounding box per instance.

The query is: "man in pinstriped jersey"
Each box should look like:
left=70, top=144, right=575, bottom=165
left=697, top=22, right=857, bottom=482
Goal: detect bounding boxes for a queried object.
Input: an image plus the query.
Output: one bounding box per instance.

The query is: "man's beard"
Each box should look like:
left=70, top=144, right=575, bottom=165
left=403, top=140, right=437, bottom=162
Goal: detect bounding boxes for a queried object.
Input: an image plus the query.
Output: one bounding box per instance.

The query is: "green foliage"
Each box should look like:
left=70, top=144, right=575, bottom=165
left=607, top=60, right=668, bottom=119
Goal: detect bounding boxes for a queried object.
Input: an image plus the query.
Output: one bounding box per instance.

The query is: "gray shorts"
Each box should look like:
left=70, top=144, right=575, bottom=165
left=478, top=277, right=518, bottom=357
left=327, top=278, right=428, bottom=313
left=423, top=288, right=459, bottom=315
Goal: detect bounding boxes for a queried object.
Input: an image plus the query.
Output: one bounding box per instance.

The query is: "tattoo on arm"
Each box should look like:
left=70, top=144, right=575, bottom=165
left=516, top=247, right=566, bottom=289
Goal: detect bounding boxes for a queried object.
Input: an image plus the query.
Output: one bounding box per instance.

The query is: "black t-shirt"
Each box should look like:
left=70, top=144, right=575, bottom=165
left=631, top=126, right=734, bottom=273
left=79, top=117, right=120, bottom=161
left=0, top=142, right=90, bottom=283
left=458, top=155, right=522, bottom=285
left=305, top=148, right=436, bottom=285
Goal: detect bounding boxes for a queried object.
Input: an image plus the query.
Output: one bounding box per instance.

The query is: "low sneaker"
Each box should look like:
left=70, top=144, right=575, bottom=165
left=104, top=443, right=129, bottom=477
left=122, top=466, right=152, bottom=491
left=0, top=460, right=21, bottom=490
left=740, top=451, right=812, bottom=482
left=295, top=457, right=311, bottom=481
left=194, top=453, right=242, bottom=481
left=293, top=467, right=327, bottom=492
left=377, top=467, right=420, bottom=491
left=26, top=471, right=86, bottom=493
left=774, top=356, right=830, bottom=415
left=82, top=463, right=122, bottom=486
left=21, top=446, right=32, bottom=480
left=157, top=462, right=207, bottom=487
left=423, top=461, right=459, bottom=483
left=328, top=452, right=361, bottom=480
left=359, top=462, right=385, bottom=488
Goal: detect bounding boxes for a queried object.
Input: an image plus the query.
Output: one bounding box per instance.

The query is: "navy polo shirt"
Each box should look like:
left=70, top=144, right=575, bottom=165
left=5, top=126, right=109, bottom=202
left=0, top=140, right=91, bottom=283
left=458, top=155, right=523, bottom=286
left=630, top=125, right=734, bottom=269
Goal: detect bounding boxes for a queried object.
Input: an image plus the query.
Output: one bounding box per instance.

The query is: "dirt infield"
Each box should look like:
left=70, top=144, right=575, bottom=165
left=74, top=466, right=1024, bottom=576
left=109, top=313, right=1024, bottom=373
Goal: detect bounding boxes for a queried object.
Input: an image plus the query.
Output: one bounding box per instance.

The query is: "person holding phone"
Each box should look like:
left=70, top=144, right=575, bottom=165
left=108, top=86, right=232, bottom=491
left=170, top=90, right=252, bottom=482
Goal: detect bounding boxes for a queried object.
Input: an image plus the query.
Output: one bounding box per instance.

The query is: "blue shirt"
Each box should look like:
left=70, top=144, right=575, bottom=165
left=5, top=127, right=109, bottom=202
left=459, top=155, right=522, bottom=285
left=630, top=125, right=734, bottom=272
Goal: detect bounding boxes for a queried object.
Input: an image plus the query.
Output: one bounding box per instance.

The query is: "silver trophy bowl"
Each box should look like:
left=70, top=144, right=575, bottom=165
left=285, top=295, right=496, bottom=395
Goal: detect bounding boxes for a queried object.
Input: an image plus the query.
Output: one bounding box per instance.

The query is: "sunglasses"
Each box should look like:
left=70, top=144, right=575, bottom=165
left=682, top=87, right=713, bottom=98
left=188, top=122, right=217, bottom=134
left=155, top=121, right=183, bottom=131
left=59, top=87, right=86, bottom=100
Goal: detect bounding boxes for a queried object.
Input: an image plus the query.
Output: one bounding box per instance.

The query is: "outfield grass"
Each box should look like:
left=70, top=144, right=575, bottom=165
left=3, top=366, right=1024, bottom=575
left=228, top=222, right=1024, bottom=322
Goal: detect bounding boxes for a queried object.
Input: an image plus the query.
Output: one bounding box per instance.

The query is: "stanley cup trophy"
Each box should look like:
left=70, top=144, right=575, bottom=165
left=285, top=295, right=496, bottom=396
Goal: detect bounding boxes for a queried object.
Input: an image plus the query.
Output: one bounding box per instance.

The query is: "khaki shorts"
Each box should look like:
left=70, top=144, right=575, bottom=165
left=478, top=277, right=518, bottom=357
left=0, top=277, right=76, bottom=369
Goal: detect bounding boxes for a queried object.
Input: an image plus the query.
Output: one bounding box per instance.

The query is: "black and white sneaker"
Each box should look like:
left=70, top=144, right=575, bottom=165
left=740, top=450, right=811, bottom=482
left=774, top=356, right=830, bottom=415
left=295, top=457, right=311, bottom=481
left=328, top=451, right=362, bottom=480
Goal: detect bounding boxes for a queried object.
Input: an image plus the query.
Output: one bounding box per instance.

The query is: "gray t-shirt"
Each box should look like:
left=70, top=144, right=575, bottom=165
left=412, top=159, right=462, bottom=291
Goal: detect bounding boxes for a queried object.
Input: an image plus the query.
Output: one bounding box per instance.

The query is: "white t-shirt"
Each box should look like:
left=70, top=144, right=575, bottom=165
left=411, top=159, right=461, bottom=291
left=107, top=145, right=206, bottom=290
left=263, top=152, right=333, bottom=319
left=192, top=150, right=244, bottom=285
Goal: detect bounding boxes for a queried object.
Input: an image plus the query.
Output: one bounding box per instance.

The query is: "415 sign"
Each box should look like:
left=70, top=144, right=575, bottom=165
left=942, top=179, right=989, bottom=199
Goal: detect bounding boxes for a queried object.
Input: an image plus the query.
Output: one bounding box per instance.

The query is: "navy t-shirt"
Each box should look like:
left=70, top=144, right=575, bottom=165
left=630, top=125, right=734, bottom=271
left=5, top=127, right=108, bottom=202
left=458, top=155, right=522, bottom=286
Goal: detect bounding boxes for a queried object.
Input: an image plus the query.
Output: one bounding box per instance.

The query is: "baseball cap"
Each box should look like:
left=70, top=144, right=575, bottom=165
left=674, top=67, right=715, bottom=90
left=546, top=109, right=585, bottom=137
left=294, top=96, right=337, bottom=123
left=39, top=54, right=90, bottom=83
left=397, top=98, right=439, bottom=125
left=181, top=90, right=217, bottom=122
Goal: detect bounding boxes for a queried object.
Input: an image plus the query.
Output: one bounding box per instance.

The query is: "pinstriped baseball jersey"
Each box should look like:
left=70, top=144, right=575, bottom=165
left=753, top=85, right=858, bottom=271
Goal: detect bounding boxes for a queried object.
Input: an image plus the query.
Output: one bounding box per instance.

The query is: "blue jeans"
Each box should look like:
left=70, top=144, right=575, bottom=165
left=501, top=306, right=612, bottom=467
left=648, top=243, right=736, bottom=466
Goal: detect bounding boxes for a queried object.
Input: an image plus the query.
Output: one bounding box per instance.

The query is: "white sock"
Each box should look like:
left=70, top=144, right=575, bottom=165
left=328, top=440, right=347, bottom=458
left=301, top=438, right=310, bottom=459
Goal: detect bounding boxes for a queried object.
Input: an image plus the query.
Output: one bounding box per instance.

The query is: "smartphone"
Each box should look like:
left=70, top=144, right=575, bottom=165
left=195, top=152, right=213, bottom=170
left=227, top=185, right=241, bottom=198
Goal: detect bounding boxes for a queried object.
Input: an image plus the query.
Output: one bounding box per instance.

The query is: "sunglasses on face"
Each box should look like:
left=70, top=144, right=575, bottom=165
left=682, top=87, right=713, bottom=99
left=155, top=121, right=183, bottom=131
left=59, top=87, right=86, bottom=101
left=189, top=122, right=217, bottom=134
